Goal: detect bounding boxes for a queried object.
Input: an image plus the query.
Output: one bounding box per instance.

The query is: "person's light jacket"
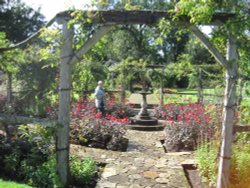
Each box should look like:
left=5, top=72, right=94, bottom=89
left=94, top=86, right=106, bottom=108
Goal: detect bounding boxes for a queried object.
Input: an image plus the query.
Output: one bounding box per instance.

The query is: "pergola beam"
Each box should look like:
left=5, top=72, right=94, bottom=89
left=69, top=25, right=114, bottom=64
left=56, top=10, right=234, bottom=26
left=0, top=10, right=234, bottom=53
left=189, top=25, right=228, bottom=68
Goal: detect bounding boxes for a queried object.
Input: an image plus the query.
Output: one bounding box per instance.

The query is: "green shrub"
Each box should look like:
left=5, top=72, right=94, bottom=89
left=21, top=156, right=62, bottom=188
left=70, top=155, right=97, bottom=185
left=1, top=123, right=98, bottom=187
left=194, top=143, right=218, bottom=186
left=18, top=124, right=55, bottom=166
left=3, top=150, right=22, bottom=176
left=230, top=134, right=250, bottom=187
left=240, top=105, right=250, bottom=124
left=20, top=155, right=98, bottom=187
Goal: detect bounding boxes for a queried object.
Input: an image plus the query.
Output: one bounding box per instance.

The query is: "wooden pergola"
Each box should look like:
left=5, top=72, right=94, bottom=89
left=0, top=10, right=238, bottom=188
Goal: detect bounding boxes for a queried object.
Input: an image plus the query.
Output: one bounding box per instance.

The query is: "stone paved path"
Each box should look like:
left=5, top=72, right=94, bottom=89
left=71, top=130, right=194, bottom=188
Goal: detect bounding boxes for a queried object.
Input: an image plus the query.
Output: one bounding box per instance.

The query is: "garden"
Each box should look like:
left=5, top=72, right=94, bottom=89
left=0, top=0, right=250, bottom=188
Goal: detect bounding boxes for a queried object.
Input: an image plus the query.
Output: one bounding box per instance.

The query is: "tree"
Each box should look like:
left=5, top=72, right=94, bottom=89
left=72, top=59, right=108, bottom=99
left=0, top=0, right=46, bottom=114
left=0, top=32, right=25, bottom=105
left=0, top=0, right=45, bottom=43
left=16, top=30, right=60, bottom=116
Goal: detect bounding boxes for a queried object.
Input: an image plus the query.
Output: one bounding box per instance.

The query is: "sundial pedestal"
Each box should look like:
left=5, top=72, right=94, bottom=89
left=129, top=91, right=163, bottom=131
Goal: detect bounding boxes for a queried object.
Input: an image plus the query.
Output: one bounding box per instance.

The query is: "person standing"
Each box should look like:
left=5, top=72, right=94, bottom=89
left=95, top=81, right=106, bottom=116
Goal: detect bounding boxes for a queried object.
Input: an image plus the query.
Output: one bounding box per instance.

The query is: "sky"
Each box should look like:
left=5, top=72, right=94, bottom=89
left=22, top=0, right=92, bottom=21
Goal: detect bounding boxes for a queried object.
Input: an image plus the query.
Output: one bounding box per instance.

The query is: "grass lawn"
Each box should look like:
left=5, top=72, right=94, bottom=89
left=127, top=88, right=250, bottom=105
left=0, top=179, right=31, bottom=188
left=165, top=88, right=224, bottom=103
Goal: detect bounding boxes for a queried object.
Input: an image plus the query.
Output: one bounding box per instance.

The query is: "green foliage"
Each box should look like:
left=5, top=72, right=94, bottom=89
left=3, top=148, right=22, bottom=175
left=0, top=32, right=25, bottom=74
left=38, top=28, right=61, bottom=63
left=72, top=60, right=107, bottom=99
left=0, top=124, right=56, bottom=186
left=91, top=0, right=171, bottom=10
left=240, top=105, right=250, bottom=125
left=230, top=144, right=250, bottom=187
left=106, top=28, right=141, bottom=61
left=164, top=58, right=193, bottom=88
left=175, top=0, right=250, bottom=49
left=0, top=29, right=59, bottom=117
left=0, top=0, right=45, bottom=42
left=18, top=124, right=55, bottom=161
left=235, top=132, right=250, bottom=145
left=175, top=0, right=215, bottom=24
left=70, top=155, right=97, bottom=185
left=157, top=19, right=190, bottom=62
left=21, top=156, right=62, bottom=188
left=111, top=57, right=152, bottom=90
left=14, top=41, right=58, bottom=116
left=0, top=122, right=98, bottom=187
left=195, top=143, right=218, bottom=185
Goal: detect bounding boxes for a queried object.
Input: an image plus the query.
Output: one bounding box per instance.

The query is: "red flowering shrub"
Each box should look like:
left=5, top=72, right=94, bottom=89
left=46, top=95, right=132, bottom=151
left=157, top=102, right=222, bottom=152
left=71, top=98, right=131, bottom=123
left=69, top=97, right=131, bottom=151
left=70, top=117, right=127, bottom=151
left=105, top=97, right=134, bottom=119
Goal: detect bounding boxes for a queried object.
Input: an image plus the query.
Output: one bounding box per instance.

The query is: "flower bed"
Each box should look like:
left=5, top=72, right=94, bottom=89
left=157, top=103, right=220, bottom=152
left=69, top=97, right=132, bottom=151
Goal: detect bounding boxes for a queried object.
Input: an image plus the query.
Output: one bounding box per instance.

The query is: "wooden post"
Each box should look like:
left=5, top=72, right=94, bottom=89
left=197, top=68, right=203, bottom=103
left=6, top=72, right=12, bottom=104
left=160, top=66, right=165, bottom=108
left=55, top=24, right=112, bottom=187
left=120, top=80, right=126, bottom=103
left=120, top=68, right=126, bottom=103
left=111, top=72, right=115, bottom=90
left=189, top=25, right=238, bottom=188
left=57, top=20, right=73, bottom=188
left=217, top=33, right=238, bottom=188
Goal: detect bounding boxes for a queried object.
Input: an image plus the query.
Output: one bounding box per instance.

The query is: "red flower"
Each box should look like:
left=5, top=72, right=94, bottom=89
left=180, top=105, right=184, bottom=111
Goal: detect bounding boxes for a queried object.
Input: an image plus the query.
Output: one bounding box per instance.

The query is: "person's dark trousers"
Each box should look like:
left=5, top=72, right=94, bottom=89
left=99, top=101, right=105, bottom=117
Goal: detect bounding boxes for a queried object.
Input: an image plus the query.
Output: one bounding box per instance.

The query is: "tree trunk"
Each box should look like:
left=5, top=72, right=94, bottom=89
left=56, top=21, right=73, bottom=188
left=197, top=68, right=203, bottom=103
left=217, top=34, right=238, bottom=188
left=6, top=72, right=12, bottom=104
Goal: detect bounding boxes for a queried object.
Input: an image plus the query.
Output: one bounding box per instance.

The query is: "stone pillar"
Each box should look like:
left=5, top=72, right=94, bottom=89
left=139, top=93, right=149, bottom=118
